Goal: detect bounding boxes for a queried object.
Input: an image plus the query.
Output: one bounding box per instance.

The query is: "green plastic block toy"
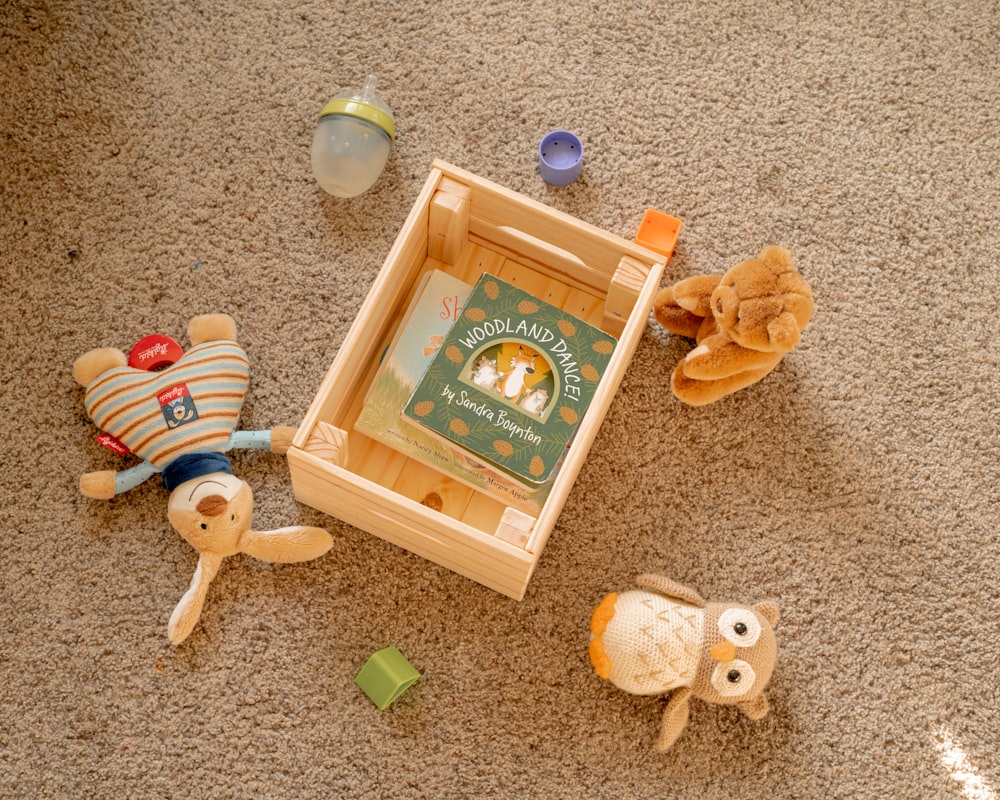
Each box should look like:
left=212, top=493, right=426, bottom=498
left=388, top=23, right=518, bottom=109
left=355, top=646, right=421, bottom=709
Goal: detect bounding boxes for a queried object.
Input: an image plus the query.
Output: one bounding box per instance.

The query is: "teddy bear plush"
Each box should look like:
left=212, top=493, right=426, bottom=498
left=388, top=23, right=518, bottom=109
left=652, top=245, right=813, bottom=406
left=590, top=574, right=780, bottom=751
left=74, top=313, right=333, bottom=644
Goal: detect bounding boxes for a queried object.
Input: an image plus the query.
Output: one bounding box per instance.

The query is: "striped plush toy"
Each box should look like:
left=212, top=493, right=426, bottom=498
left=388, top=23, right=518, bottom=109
left=74, top=314, right=332, bottom=644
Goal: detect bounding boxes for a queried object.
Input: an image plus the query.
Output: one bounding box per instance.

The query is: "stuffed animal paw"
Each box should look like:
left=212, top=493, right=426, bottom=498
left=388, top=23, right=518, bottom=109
left=653, top=246, right=813, bottom=406
left=590, top=574, right=779, bottom=751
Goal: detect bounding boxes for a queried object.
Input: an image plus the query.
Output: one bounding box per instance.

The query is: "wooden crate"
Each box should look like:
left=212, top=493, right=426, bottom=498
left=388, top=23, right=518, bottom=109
left=288, top=160, right=666, bottom=599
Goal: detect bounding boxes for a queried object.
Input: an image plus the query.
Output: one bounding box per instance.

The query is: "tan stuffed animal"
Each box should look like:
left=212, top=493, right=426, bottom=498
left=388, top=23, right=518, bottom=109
left=653, top=246, right=813, bottom=406
left=74, top=313, right=333, bottom=644
left=590, top=574, right=779, bottom=751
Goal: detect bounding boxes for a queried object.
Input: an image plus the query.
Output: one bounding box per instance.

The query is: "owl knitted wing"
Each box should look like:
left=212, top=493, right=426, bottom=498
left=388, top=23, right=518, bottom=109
left=636, top=574, right=706, bottom=607
left=656, top=686, right=694, bottom=751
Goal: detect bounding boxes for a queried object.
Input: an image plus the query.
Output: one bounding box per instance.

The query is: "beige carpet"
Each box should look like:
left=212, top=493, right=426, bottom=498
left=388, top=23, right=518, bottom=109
left=3, top=1, right=998, bottom=797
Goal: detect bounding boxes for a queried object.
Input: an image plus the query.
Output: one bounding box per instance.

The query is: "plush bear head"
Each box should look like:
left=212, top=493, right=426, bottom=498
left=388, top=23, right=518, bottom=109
left=653, top=246, right=814, bottom=406
left=709, top=245, right=813, bottom=354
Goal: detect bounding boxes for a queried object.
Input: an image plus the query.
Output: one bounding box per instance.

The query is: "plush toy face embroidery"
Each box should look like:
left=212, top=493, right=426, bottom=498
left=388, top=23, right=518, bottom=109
left=694, top=603, right=778, bottom=707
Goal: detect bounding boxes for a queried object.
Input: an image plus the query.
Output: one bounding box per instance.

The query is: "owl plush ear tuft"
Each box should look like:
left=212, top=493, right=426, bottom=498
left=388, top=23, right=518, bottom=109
left=754, top=600, right=780, bottom=626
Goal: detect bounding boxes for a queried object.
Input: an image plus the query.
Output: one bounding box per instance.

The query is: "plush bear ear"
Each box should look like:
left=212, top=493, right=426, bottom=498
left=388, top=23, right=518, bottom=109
left=188, top=313, right=237, bottom=345
left=738, top=694, right=770, bottom=720
left=757, top=245, right=794, bottom=275
left=73, top=347, right=127, bottom=386
left=755, top=600, right=780, bottom=626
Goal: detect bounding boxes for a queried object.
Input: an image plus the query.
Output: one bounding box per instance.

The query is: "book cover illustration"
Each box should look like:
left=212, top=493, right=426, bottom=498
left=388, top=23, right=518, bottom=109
left=354, top=269, right=556, bottom=514
left=403, top=274, right=617, bottom=484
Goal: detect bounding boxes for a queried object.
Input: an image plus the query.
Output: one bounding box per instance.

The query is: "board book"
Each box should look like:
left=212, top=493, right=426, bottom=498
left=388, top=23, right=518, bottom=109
left=402, top=273, right=617, bottom=484
left=354, top=269, right=559, bottom=513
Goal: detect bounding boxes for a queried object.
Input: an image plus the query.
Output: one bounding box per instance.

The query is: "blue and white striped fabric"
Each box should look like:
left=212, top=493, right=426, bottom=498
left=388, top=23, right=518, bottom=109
left=82, top=341, right=250, bottom=469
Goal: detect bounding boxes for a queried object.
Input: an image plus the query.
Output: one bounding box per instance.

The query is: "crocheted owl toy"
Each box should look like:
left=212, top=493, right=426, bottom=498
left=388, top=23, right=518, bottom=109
left=74, top=313, right=332, bottom=644
left=652, top=245, right=813, bottom=406
left=590, top=574, right=779, bottom=751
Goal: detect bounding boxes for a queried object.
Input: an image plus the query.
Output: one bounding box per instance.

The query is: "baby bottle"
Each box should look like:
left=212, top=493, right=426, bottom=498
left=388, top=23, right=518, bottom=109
left=311, top=75, right=396, bottom=198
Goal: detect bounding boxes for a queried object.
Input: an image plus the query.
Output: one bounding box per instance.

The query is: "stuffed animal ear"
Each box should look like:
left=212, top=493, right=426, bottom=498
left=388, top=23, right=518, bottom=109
left=656, top=687, right=693, bottom=751
left=754, top=600, right=780, bottom=626
left=766, top=311, right=802, bottom=352
left=738, top=694, right=770, bottom=720
left=636, top=574, right=706, bottom=607
left=757, top=245, right=794, bottom=275
left=73, top=347, right=127, bottom=387
left=168, top=551, right=222, bottom=645
left=238, top=526, right=333, bottom=563
left=188, top=313, right=236, bottom=345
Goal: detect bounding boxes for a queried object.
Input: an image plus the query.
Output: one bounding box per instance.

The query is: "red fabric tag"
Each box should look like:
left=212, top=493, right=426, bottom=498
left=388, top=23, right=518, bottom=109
left=96, top=432, right=131, bottom=455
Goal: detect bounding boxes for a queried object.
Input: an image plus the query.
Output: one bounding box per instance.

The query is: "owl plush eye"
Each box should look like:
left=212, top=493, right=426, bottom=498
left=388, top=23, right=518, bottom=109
left=717, top=608, right=762, bottom=647
left=711, top=659, right=757, bottom=697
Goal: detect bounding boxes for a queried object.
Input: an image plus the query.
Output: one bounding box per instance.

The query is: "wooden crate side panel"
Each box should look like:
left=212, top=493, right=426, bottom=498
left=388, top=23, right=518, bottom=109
left=288, top=447, right=536, bottom=599
left=432, top=160, right=661, bottom=277
left=525, top=259, right=665, bottom=553
left=390, top=458, right=476, bottom=520
left=451, top=241, right=508, bottom=285
left=496, top=259, right=572, bottom=307
left=293, top=168, right=442, bottom=449
left=467, top=216, right=609, bottom=296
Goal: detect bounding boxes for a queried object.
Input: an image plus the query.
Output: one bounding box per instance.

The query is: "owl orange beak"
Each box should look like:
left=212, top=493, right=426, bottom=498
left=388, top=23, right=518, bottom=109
left=710, top=640, right=737, bottom=663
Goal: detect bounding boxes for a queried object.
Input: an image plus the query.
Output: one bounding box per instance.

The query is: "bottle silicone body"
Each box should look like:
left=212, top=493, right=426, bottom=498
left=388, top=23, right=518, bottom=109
left=311, top=75, right=395, bottom=198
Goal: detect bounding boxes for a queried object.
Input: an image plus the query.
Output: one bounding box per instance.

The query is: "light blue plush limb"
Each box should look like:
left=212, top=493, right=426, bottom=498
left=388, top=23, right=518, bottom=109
left=107, top=430, right=276, bottom=495
left=113, top=460, right=163, bottom=494
left=229, top=430, right=273, bottom=451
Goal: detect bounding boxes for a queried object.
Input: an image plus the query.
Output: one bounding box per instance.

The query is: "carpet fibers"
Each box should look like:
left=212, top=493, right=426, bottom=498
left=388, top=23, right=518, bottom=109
left=2, top=1, right=998, bottom=798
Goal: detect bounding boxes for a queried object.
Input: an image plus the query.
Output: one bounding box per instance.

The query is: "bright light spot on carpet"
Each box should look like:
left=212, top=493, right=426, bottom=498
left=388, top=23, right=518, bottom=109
left=934, top=727, right=996, bottom=800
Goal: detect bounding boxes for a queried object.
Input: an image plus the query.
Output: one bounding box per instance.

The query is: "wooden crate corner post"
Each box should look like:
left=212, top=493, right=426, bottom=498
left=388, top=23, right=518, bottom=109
left=602, top=255, right=650, bottom=336
left=428, top=177, right=471, bottom=265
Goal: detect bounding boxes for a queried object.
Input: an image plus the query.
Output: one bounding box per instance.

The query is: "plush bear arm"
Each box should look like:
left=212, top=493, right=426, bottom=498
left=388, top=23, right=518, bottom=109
left=682, top=335, right=784, bottom=380
left=670, top=275, right=723, bottom=315
left=653, top=286, right=705, bottom=339
left=80, top=460, right=161, bottom=498
left=225, top=427, right=296, bottom=454
left=656, top=687, right=693, bottom=751
left=80, top=471, right=117, bottom=500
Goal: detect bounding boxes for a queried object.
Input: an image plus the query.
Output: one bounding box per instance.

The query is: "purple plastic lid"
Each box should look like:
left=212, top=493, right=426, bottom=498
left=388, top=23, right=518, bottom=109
left=538, top=130, right=584, bottom=185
